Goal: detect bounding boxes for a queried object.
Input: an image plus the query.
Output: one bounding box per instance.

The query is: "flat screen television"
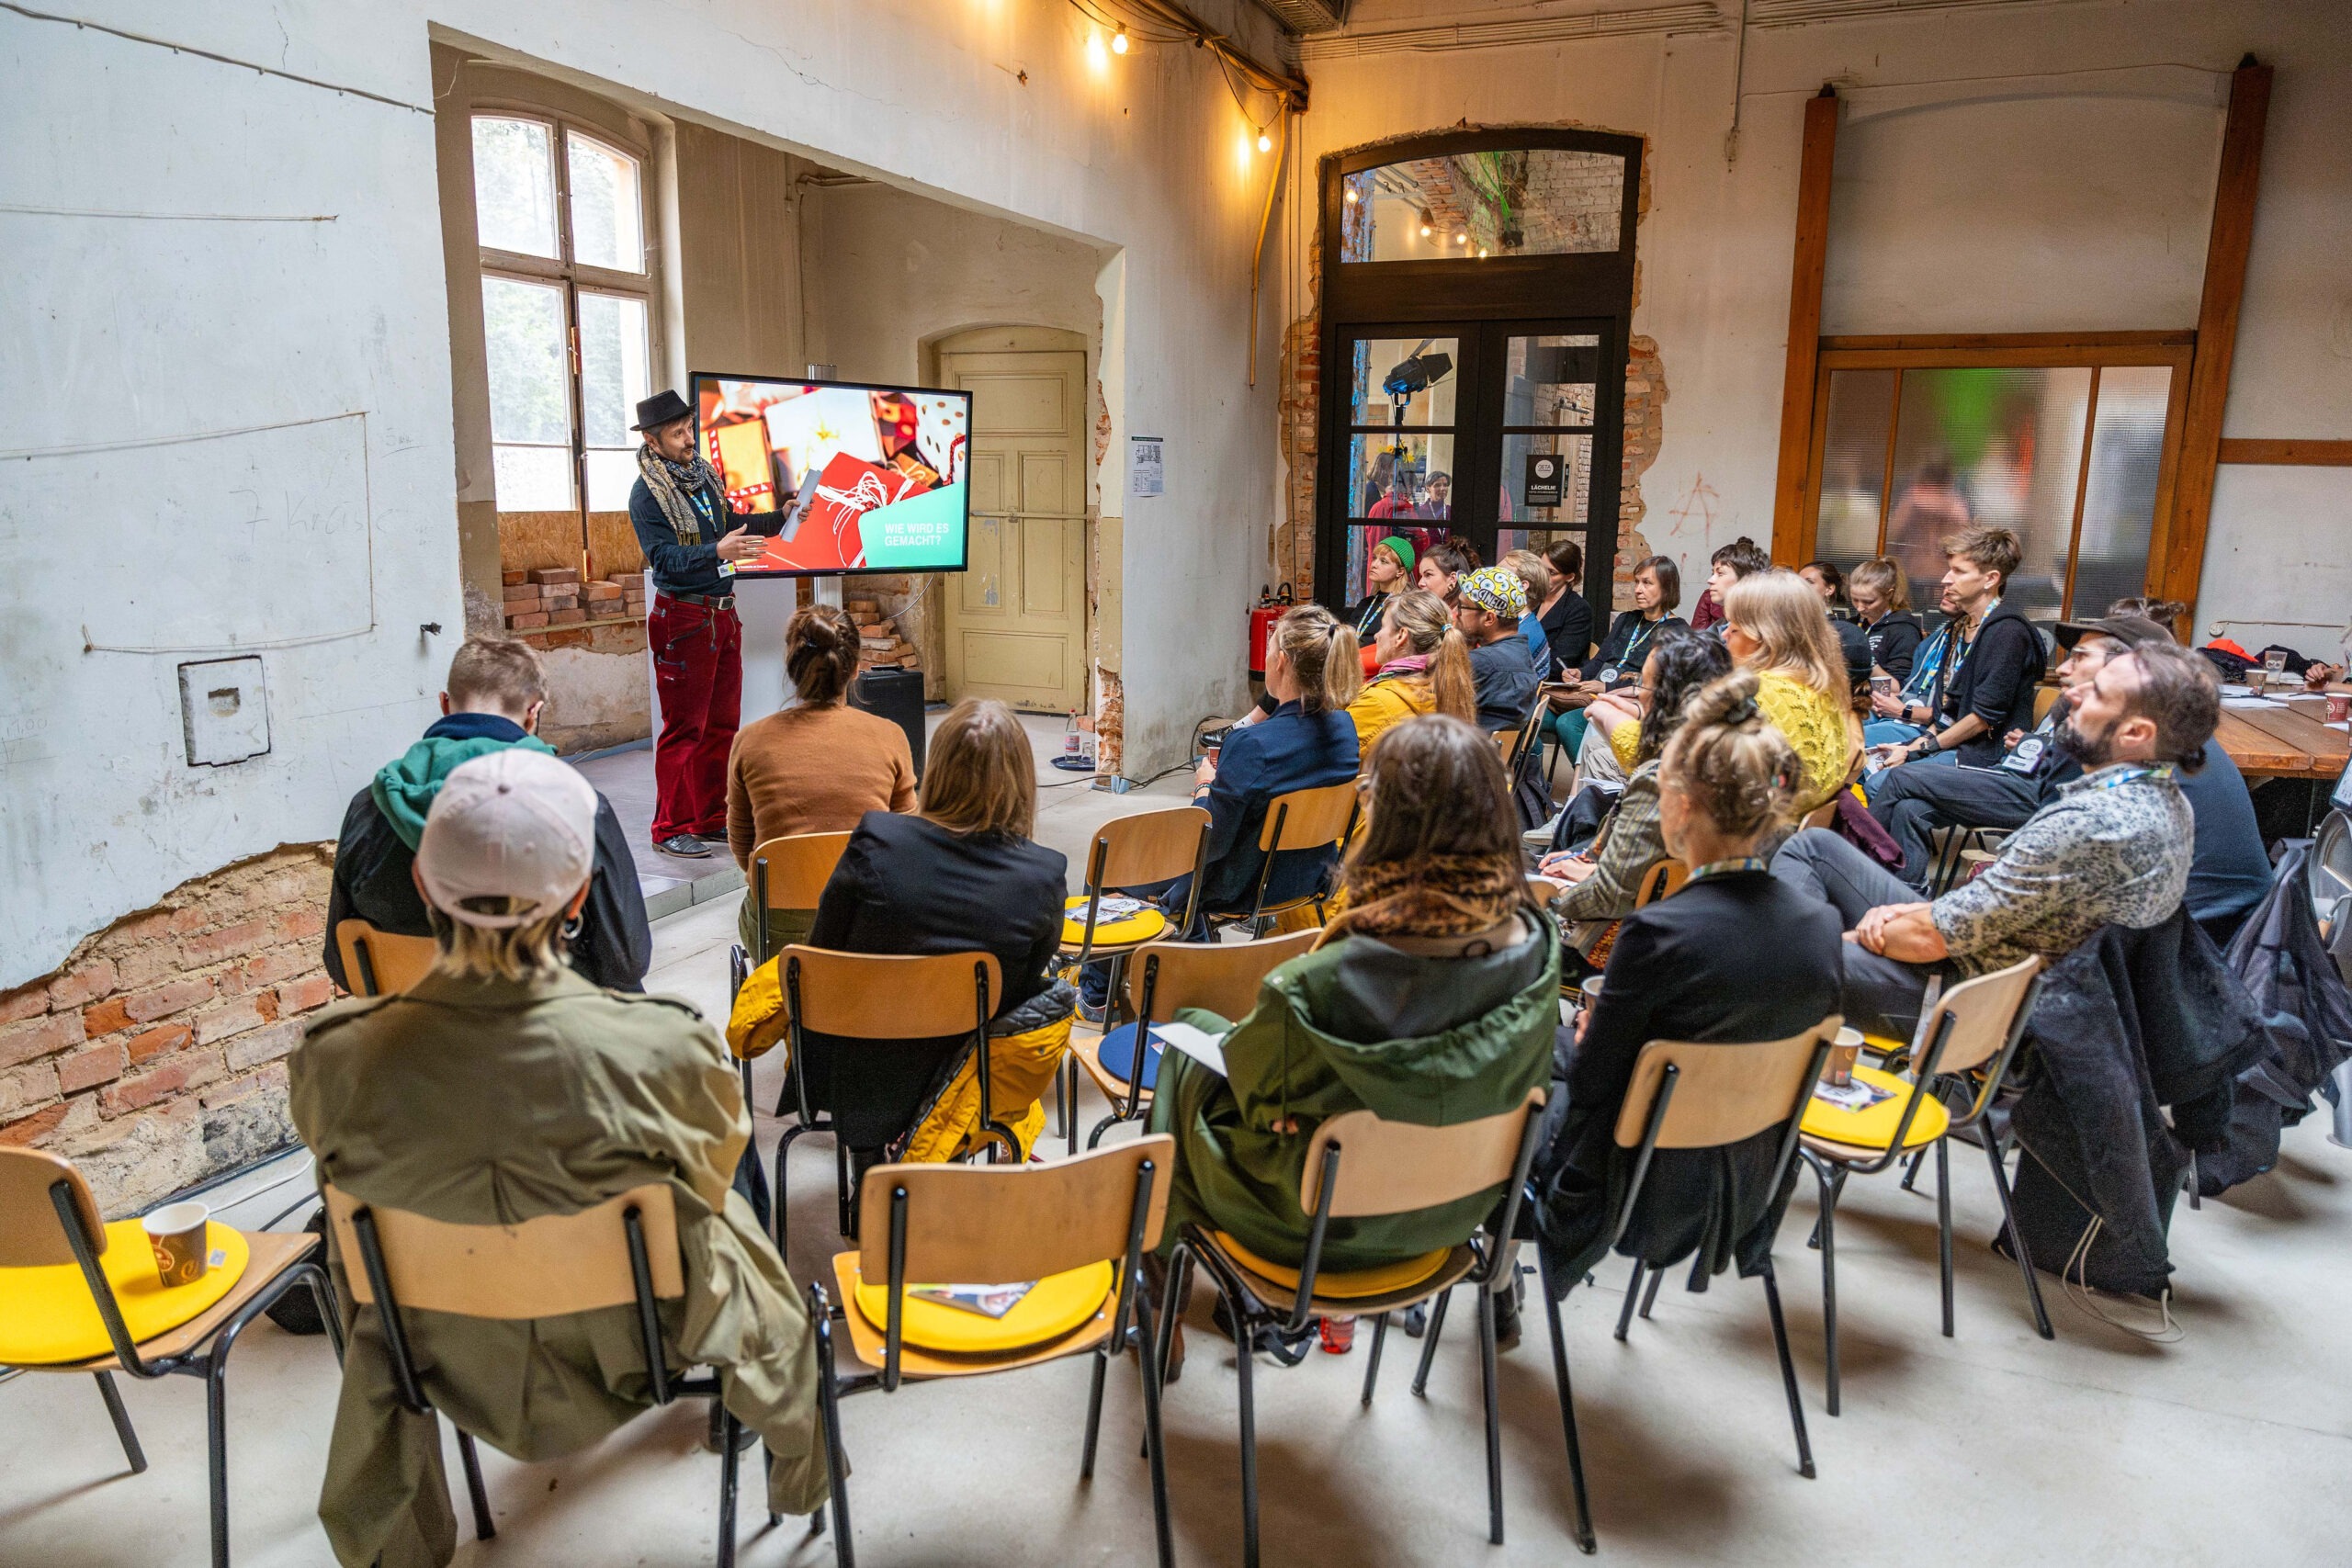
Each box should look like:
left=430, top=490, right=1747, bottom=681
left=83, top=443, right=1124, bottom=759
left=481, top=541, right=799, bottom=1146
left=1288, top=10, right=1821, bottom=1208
left=690, top=371, right=972, bottom=577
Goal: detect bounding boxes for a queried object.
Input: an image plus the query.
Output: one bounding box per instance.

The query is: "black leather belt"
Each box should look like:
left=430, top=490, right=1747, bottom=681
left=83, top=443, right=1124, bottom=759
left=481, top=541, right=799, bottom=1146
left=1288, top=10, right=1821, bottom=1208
left=658, top=591, right=736, bottom=609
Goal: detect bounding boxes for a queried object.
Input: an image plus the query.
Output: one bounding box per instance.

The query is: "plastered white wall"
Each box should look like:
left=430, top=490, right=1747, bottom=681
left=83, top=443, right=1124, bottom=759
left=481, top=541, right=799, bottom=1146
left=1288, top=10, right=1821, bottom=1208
left=1290, top=0, right=2352, bottom=644
left=0, top=0, right=1286, bottom=987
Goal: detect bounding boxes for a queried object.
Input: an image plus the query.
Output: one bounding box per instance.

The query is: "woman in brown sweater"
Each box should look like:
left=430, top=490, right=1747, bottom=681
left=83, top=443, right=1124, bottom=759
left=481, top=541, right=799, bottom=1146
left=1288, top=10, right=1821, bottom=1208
left=727, top=604, right=916, bottom=953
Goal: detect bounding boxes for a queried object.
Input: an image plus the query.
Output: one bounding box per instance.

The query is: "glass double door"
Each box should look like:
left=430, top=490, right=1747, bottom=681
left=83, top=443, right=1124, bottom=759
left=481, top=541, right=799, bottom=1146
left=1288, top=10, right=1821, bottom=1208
left=1325, top=316, right=1623, bottom=626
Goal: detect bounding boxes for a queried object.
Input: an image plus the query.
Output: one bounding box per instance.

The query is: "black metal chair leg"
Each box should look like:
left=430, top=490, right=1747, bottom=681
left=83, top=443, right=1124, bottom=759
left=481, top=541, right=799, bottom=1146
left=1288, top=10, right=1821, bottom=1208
left=717, top=1408, right=741, bottom=1568
left=1133, top=1313, right=1178, bottom=1568
left=1086, top=1113, right=1122, bottom=1150
left=1536, top=1251, right=1596, bottom=1554
left=1637, top=1262, right=1666, bottom=1320
left=1901, top=1146, right=1928, bottom=1191
left=1936, top=1136, right=1955, bottom=1337
left=836, top=1139, right=855, bottom=1240
left=810, top=1287, right=855, bottom=1568
left=93, top=1372, right=146, bottom=1474
left=1064, top=1056, right=1079, bottom=1157
left=1411, top=1286, right=1451, bottom=1396
left=1080, top=1348, right=1109, bottom=1480
left=1759, top=1263, right=1815, bottom=1479
left=206, top=1359, right=231, bottom=1568
left=1360, top=1312, right=1387, bottom=1406
left=1815, top=1157, right=1841, bottom=1417
left=1478, top=1284, right=1505, bottom=1545
left=457, top=1428, right=494, bottom=1540
left=1613, top=1259, right=1645, bottom=1341
left=1984, top=1133, right=2054, bottom=1339
left=1234, top=1294, right=1261, bottom=1568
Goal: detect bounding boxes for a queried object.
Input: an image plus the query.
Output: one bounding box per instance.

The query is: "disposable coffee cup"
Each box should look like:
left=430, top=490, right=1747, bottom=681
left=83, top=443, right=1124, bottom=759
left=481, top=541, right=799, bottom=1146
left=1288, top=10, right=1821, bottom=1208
left=1824, top=1026, right=1863, bottom=1089
left=1579, top=976, right=1605, bottom=1014
left=2328, top=693, right=2350, bottom=724
left=143, top=1201, right=211, bottom=1289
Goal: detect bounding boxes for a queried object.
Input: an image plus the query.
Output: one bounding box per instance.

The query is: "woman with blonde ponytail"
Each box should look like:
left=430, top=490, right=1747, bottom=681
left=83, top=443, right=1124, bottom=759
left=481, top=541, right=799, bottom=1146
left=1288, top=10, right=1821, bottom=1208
left=1532, top=669, right=1845, bottom=1284
left=1078, top=603, right=1361, bottom=1015
left=1345, top=589, right=1476, bottom=757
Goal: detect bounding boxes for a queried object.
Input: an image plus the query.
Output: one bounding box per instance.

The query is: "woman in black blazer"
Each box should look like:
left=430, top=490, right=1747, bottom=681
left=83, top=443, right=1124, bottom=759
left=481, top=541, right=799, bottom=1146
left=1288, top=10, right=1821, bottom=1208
left=1533, top=671, right=1845, bottom=1286
left=803, top=699, right=1069, bottom=1151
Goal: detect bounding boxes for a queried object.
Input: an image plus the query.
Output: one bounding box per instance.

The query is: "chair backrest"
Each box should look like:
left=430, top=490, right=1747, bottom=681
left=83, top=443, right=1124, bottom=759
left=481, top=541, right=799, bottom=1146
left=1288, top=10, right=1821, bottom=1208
left=1613, top=1016, right=1844, bottom=1149
left=1086, top=806, right=1210, bottom=892
left=1256, top=781, right=1359, bottom=854
left=2032, top=682, right=2063, bottom=724
left=0, top=1146, right=105, bottom=1268
left=1123, top=930, right=1317, bottom=1022
left=857, top=1135, right=1175, bottom=1285
left=1526, top=874, right=1566, bottom=907
left=778, top=946, right=1003, bottom=1039
left=752, top=831, right=854, bottom=910
left=334, top=919, right=437, bottom=997
left=322, top=1182, right=684, bottom=1317
left=1301, top=1089, right=1546, bottom=1218
left=1632, top=858, right=1688, bottom=908
left=1913, top=954, right=2041, bottom=1077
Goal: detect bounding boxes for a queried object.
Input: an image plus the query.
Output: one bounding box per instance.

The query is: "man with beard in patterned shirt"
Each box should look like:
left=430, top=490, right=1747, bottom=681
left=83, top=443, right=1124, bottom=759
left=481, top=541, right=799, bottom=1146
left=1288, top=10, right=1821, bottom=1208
left=1770, top=641, right=2218, bottom=1043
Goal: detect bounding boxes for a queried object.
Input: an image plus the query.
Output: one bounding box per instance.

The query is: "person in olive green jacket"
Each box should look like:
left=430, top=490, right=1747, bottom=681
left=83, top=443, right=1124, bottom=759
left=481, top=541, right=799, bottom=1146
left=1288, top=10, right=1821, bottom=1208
left=290, top=748, right=829, bottom=1568
left=1151, top=715, right=1558, bottom=1282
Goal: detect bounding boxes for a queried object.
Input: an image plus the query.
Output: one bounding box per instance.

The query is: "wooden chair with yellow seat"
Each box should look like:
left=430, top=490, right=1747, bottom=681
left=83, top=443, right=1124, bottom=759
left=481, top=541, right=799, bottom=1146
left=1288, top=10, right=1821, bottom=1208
left=1055, top=806, right=1209, bottom=1148
left=1153, top=1089, right=1549, bottom=1565
left=1797, top=955, right=2047, bottom=1415
left=1538, top=1017, right=1842, bottom=1552
left=322, top=1180, right=780, bottom=1566
left=768, top=947, right=1005, bottom=1255
left=1072, top=930, right=1319, bottom=1153
left=1503, top=694, right=1551, bottom=773
left=1206, top=780, right=1361, bottom=937
left=333, top=918, right=437, bottom=997
left=0, top=1147, right=340, bottom=1568
left=728, top=830, right=856, bottom=1199
left=810, top=1136, right=1178, bottom=1568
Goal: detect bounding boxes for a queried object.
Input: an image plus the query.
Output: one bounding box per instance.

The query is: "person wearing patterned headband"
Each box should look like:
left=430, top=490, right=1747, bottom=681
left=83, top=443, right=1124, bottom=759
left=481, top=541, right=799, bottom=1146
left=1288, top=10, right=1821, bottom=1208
left=1455, top=566, right=1541, bottom=734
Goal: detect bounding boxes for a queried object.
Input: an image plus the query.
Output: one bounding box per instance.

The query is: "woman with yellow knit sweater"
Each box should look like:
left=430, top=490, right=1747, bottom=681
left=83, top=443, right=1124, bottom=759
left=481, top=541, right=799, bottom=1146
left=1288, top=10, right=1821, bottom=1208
left=1719, top=568, right=1857, bottom=815
left=1345, top=588, right=1476, bottom=755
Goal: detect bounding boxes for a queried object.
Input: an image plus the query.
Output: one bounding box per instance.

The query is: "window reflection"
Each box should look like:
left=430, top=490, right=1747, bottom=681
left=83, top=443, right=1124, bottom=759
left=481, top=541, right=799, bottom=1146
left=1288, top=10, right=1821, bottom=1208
left=1341, top=149, right=1624, bottom=263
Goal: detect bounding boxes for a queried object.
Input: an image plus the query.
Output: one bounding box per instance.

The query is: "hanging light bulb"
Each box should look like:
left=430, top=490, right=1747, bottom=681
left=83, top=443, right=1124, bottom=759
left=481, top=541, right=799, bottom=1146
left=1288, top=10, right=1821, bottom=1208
left=1455, top=231, right=1467, bottom=245
left=1257, top=130, right=1272, bottom=152
left=1112, top=23, right=1128, bottom=53
left=1343, top=186, right=1358, bottom=204
left=1419, top=212, right=1432, bottom=238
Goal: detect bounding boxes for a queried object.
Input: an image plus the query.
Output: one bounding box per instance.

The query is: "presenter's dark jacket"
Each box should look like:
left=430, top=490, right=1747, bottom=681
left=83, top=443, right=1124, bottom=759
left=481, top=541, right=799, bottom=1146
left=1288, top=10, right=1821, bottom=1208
left=1582, top=610, right=1689, bottom=689
left=1537, top=589, right=1596, bottom=682
left=628, top=468, right=739, bottom=599
left=801, top=811, right=1067, bottom=1147
left=322, top=714, right=650, bottom=993
left=1533, top=867, right=1843, bottom=1285
left=1178, top=700, right=1359, bottom=919
left=1938, top=598, right=2045, bottom=766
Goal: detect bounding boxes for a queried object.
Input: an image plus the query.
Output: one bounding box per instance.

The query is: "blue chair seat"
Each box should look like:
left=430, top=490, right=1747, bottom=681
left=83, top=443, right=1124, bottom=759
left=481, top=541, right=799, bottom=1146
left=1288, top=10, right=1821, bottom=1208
left=1094, top=1022, right=1166, bottom=1093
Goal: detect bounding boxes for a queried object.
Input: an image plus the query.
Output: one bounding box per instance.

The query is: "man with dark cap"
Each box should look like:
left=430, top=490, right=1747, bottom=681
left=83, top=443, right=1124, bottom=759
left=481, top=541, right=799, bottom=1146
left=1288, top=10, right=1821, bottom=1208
left=628, top=389, right=764, bottom=859
left=291, top=748, right=829, bottom=1566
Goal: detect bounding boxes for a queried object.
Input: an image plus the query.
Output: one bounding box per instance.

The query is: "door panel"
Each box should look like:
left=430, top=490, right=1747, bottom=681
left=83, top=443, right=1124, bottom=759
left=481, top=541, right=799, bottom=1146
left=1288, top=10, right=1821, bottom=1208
left=940, top=348, right=1090, bottom=712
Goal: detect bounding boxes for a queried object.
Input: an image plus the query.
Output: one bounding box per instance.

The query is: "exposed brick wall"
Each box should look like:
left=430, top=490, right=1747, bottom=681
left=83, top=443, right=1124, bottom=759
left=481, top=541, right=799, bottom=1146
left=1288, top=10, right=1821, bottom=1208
left=0, top=844, right=337, bottom=1216
left=1614, top=334, right=1668, bottom=611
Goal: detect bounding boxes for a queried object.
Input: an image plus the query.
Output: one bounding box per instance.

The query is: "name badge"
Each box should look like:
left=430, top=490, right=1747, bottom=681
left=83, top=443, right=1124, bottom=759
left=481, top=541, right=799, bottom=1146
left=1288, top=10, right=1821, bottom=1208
left=1597, top=666, right=1620, bottom=686
left=1999, top=735, right=2046, bottom=775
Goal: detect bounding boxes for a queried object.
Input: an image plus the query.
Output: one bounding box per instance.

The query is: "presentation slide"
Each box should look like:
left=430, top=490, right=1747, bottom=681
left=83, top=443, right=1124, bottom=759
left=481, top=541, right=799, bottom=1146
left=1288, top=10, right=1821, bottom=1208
left=691, top=373, right=972, bottom=576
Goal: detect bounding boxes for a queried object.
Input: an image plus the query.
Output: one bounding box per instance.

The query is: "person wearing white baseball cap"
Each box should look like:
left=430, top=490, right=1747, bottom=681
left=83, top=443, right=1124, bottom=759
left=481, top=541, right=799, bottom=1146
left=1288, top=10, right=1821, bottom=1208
left=290, top=749, right=830, bottom=1565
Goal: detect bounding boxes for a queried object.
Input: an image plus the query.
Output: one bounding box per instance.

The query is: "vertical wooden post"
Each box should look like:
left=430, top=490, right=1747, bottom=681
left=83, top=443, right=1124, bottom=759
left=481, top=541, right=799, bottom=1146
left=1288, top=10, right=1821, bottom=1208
left=2158, top=55, right=2271, bottom=626
left=1769, top=85, right=1841, bottom=565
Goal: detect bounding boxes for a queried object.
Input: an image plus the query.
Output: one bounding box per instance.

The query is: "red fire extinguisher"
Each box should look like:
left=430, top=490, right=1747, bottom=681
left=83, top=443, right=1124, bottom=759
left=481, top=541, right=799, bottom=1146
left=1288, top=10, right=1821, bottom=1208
left=1248, top=582, right=1295, bottom=677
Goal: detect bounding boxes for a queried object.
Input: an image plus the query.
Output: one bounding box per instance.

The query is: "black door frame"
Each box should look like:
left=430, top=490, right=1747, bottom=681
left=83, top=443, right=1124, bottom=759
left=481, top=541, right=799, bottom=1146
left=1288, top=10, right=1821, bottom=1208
left=1313, top=128, right=1643, bottom=635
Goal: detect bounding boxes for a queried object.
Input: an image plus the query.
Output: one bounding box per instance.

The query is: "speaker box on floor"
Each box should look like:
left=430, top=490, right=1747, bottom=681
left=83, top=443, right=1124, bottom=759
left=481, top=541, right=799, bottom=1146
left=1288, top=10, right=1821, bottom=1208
left=852, top=668, right=927, bottom=780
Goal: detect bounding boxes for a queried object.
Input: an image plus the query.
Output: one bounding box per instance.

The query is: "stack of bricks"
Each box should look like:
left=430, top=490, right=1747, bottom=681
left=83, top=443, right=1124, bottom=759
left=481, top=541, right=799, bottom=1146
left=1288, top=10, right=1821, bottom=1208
left=0, top=844, right=338, bottom=1216
left=848, top=598, right=920, bottom=672
left=503, top=569, right=646, bottom=632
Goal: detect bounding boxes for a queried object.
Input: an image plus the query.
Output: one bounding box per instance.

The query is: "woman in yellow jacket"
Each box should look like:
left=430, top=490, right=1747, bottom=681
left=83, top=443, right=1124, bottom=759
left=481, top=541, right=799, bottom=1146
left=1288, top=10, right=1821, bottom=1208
left=1719, top=568, right=1860, bottom=815
left=1345, top=587, right=1476, bottom=756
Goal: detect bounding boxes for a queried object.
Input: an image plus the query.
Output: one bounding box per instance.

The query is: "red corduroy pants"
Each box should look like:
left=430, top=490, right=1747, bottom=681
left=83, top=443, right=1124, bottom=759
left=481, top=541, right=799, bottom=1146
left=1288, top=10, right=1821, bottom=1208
left=649, top=594, right=741, bottom=841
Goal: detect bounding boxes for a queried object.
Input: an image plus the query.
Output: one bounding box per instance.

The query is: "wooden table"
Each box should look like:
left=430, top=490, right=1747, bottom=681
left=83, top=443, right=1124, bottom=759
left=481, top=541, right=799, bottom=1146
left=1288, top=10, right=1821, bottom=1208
left=2214, top=703, right=2351, bottom=781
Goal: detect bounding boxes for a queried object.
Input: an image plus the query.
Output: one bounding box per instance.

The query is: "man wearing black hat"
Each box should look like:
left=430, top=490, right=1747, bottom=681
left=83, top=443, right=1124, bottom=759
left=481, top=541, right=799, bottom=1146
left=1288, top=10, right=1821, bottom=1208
left=628, top=389, right=763, bottom=858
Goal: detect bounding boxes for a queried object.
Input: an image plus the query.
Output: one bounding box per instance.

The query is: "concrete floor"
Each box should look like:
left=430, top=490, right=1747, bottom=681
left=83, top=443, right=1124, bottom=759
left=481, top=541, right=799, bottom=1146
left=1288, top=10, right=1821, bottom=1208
left=7, top=739, right=2352, bottom=1563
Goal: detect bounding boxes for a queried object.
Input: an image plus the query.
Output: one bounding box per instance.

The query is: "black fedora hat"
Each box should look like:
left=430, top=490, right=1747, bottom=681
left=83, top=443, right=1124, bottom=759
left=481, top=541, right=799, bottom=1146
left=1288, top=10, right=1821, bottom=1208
left=630, top=389, right=694, bottom=432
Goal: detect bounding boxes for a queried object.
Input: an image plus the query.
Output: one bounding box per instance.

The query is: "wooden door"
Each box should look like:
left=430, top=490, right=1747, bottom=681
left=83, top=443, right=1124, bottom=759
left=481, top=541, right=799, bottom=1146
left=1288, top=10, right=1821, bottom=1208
left=938, top=348, right=1090, bottom=713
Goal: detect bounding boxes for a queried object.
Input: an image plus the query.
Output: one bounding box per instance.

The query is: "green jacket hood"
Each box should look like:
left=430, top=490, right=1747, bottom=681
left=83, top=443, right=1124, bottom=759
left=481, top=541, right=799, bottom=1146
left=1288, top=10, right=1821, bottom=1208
left=369, top=732, right=557, bottom=850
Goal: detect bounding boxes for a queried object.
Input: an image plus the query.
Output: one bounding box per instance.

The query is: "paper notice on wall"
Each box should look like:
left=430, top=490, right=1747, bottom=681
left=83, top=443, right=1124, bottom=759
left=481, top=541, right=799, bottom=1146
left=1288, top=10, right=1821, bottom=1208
left=1129, top=435, right=1164, bottom=499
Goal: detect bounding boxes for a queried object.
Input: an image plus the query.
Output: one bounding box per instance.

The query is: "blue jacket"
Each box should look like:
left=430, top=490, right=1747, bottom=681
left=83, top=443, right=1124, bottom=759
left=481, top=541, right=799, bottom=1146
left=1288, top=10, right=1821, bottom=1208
left=1183, top=701, right=1360, bottom=917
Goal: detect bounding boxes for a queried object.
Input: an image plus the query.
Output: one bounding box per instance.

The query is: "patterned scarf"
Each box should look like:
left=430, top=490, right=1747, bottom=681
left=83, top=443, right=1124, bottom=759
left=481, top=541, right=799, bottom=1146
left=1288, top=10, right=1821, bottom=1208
left=638, top=444, right=724, bottom=546
left=1327, top=852, right=1524, bottom=939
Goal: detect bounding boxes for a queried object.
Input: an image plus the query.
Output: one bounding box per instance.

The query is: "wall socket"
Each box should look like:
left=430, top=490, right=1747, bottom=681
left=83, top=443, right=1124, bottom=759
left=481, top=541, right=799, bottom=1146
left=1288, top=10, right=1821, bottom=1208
left=178, top=656, right=270, bottom=766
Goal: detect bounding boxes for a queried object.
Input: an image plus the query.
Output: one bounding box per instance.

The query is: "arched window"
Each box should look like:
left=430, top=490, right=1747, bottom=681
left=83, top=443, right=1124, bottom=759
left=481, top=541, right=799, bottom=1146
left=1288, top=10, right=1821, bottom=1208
left=1315, top=130, right=1642, bottom=638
